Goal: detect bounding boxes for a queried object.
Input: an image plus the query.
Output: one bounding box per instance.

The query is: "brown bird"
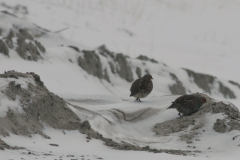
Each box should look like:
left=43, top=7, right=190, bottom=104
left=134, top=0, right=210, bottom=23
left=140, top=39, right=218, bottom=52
left=167, top=93, right=206, bottom=116
left=130, top=74, right=153, bottom=102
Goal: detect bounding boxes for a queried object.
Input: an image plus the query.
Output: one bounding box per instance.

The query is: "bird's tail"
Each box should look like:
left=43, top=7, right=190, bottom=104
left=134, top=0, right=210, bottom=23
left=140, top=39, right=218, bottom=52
left=167, top=102, right=176, bottom=109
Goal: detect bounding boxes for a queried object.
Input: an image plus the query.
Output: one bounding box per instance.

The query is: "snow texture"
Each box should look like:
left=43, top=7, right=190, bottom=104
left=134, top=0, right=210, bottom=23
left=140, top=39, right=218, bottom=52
left=0, top=0, right=240, bottom=160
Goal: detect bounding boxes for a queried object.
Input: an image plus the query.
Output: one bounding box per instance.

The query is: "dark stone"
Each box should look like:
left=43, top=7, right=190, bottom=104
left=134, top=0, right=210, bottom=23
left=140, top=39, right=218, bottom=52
left=103, top=69, right=110, bottom=82
left=16, top=38, right=41, bottom=61
left=136, top=67, right=142, bottom=79
left=0, top=39, right=9, bottom=56
left=78, top=50, right=103, bottom=79
left=34, top=41, right=45, bottom=53
left=108, top=61, right=115, bottom=74
left=213, top=119, right=227, bottom=133
left=137, top=55, right=158, bottom=64
left=5, top=29, right=15, bottom=49
left=184, top=69, right=215, bottom=93
left=17, top=29, right=34, bottom=40
left=98, top=45, right=114, bottom=58
left=68, top=46, right=80, bottom=52
left=115, top=53, right=133, bottom=82
left=1, top=10, right=17, bottom=17
left=218, top=82, right=236, bottom=99
left=169, top=73, right=186, bottom=95
left=229, top=80, right=240, bottom=89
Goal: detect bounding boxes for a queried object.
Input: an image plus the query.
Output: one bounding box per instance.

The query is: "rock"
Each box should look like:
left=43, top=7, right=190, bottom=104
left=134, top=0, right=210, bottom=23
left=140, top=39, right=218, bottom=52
left=78, top=50, right=103, bottom=79
left=213, top=119, right=227, bottom=133
left=218, top=81, right=236, bottom=99
left=98, top=45, right=114, bottom=58
left=16, top=29, right=44, bottom=61
left=0, top=39, right=9, bottom=56
left=137, top=55, right=158, bottom=64
left=229, top=80, right=240, bottom=89
left=169, top=73, right=186, bottom=95
left=184, top=69, right=215, bottom=93
left=115, top=53, right=133, bottom=82
left=68, top=46, right=80, bottom=52
left=5, top=29, right=15, bottom=49
left=136, top=67, right=142, bottom=79
left=184, top=69, right=236, bottom=98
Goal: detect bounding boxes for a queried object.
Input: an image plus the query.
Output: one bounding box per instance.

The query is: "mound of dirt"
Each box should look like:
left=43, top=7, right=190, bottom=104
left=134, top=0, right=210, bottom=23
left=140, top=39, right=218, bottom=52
left=153, top=94, right=240, bottom=144
left=0, top=71, right=81, bottom=141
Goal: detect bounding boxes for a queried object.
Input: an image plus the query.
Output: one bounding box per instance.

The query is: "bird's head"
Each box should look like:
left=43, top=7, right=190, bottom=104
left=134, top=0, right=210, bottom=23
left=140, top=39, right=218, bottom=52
left=201, top=97, right=207, bottom=103
left=143, top=74, right=153, bottom=80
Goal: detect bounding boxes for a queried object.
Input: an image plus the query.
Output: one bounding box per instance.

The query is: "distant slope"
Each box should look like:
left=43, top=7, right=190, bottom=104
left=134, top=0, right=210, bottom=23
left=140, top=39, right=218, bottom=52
left=0, top=11, right=240, bottom=100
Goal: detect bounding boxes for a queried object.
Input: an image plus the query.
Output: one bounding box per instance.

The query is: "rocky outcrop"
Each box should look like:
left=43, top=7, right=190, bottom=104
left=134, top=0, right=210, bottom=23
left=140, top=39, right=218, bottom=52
left=0, top=39, right=9, bottom=56
left=0, top=12, right=46, bottom=61
left=184, top=69, right=236, bottom=99
left=137, top=55, right=158, bottom=64
left=115, top=53, right=133, bottom=82
left=0, top=71, right=81, bottom=138
left=78, top=50, right=103, bottom=79
left=169, top=73, right=186, bottom=95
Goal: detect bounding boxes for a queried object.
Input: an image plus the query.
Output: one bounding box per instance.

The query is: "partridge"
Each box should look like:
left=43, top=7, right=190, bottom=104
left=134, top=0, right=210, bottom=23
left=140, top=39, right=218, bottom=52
left=130, top=74, right=153, bottom=102
left=167, top=93, right=206, bottom=116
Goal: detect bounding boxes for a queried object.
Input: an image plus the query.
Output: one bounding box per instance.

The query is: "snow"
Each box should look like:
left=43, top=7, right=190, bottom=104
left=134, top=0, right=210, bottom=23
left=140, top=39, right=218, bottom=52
left=0, top=0, right=240, bottom=159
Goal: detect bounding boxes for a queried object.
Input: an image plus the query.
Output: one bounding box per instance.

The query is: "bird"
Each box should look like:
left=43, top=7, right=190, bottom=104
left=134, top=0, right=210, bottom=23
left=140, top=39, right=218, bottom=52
left=130, top=74, right=153, bottom=102
left=167, top=93, right=207, bottom=116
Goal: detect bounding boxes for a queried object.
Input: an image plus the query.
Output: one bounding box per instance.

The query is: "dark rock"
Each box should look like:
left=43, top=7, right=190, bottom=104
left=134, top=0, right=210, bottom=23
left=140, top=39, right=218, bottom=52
left=136, top=67, right=142, bottom=79
left=115, top=53, right=133, bottom=82
left=137, top=55, right=158, bottom=64
left=98, top=45, right=114, bottom=58
left=15, top=29, right=45, bottom=61
left=1, top=10, right=17, bottom=17
left=169, top=73, right=186, bottom=95
left=78, top=50, right=103, bottom=79
left=0, top=39, right=9, bottom=56
left=5, top=29, right=15, bottom=49
left=68, top=46, right=80, bottom=52
left=108, top=61, right=115, bottom=74
left=34, top=41, right=45, bottom=53
left=16, top=38, right=41, bottom=61
left=229, top=80, right=240, bottom=89
left=218, top=82, right=236, bottom=99
left=184, top=69, right=215, bottom=94
left=17, top=29, right=34, bottom=40
left=213, top=119, right=227, bottom=133
left=103, top=69, right=110, bottom=82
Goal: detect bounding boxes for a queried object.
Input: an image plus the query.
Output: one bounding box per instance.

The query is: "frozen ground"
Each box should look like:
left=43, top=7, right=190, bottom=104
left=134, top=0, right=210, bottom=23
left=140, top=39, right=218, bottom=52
left=0, top=0, right=240, bottom=160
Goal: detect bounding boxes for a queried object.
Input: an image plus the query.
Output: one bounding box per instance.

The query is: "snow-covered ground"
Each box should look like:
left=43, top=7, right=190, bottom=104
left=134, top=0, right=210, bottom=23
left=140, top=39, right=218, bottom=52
left=3, top=0, right=240, bottom=81
left=1, top=0, right=240, bottom=159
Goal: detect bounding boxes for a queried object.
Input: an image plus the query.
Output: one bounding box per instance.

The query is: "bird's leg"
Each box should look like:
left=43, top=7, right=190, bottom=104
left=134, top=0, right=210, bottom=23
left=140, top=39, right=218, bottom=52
left=134, top=98, right=139, bottom=102
left=134, top=98, right=141, bottom=102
